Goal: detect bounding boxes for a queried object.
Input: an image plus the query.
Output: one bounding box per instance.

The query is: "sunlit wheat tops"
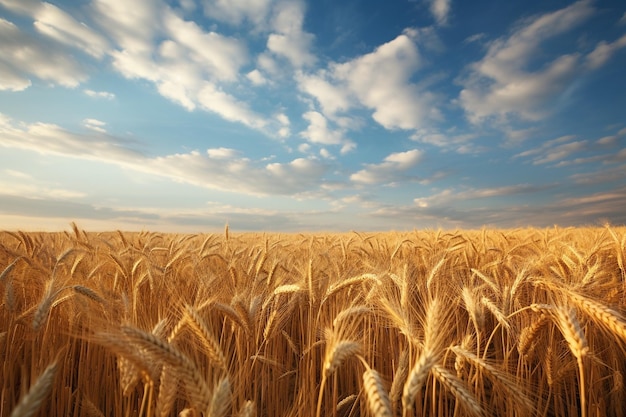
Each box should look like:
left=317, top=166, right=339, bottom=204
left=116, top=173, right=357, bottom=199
left=1, top=226, right=625, bottom=416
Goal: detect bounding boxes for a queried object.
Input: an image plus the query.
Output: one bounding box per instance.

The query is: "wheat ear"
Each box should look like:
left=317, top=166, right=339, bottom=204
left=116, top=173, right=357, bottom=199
left=324, top=339, right=362, bottom=378
left=237, top=400, right=256, bottom=417
left=402, top=348, right=438, bottom=414
left=567, top=291, right=626, bottom=343
left=555, top=307, right=588, bottom=417
left=121, top=326, right=211, bottom=412
left=10, top=361, right=58, bottom=417
left=207, top=377, right=231, bottom=417
left=157, top=365, right=178, bottom=417
left=362, top=366, right=392, bottom=417
left=183, top=304, right=228, bottom=371
left=432, top=364, right=484, bottom=417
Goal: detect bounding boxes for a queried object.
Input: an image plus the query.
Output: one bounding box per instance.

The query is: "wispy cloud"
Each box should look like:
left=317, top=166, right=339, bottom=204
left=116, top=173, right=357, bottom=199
left=459, top=0, right=594, bottom=123
left=0, top=18, right=88, bottom=90
left=0, top=169, right=87, bottom=200
left=584, top=33, right=626, bottom=70
left=83, top=118, right=107, bottom=133
left=413, top=184, right=548, bottom=208
left=84, top=89, right=115, bottom=99
left=513, top=135, right=587, bottom=165
left=0, top=114, right=330, bottom=197
left=570, top=164, right=626, bottom=185
left=201, top=0, right=273, bottom=28
left=351, top=149, right=423, bottom=185
left=33, top=2, right=110, bottom=58
left=429, top=0, right=451, bottom=25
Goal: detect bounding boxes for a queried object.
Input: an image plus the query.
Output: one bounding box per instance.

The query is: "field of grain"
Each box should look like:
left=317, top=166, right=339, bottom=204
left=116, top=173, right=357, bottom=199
left=1, top=225, right=625, bottom=417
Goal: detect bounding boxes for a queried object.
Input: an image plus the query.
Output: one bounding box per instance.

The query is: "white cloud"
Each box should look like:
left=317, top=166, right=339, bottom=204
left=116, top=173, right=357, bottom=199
left=266, top=0, right=316, bottom=67
left=413, top=184, right=545, bottom=208
left=34, top=2, right=110, bottom=58
left=459, top=0, right=594, bottom=123
left=300, top=111, right=345, bottom=145
left=585, top=34, right=626, bottom=70
left=0, top=114, right=330, bottom=197
left=0, top=60, right=31, bottom=91
left=197, top=83, right=267, bottom=129
left=207, top=147, right=240, bottom=159
left=514, top=135, right=589, bottom=165
left=429, top=0, right=451, bottom=24
left=0, top=177, right=87, bottom=200
left=247, top=69, right=268, bottom=85
left=571, top=165, right=626, bottom=185
left=620, top=12, right=626, bottom=25
left=163, top=9, right=248, bottom=82
left=0, top=0, right=40, bottom=15
left=91, top=0, right=162, bottom=53
left=296, top=71, right=352, bottom=117
left=4, top=169, right=32, bottom=179
left=411, top=129, right=477, bottom=152
left=178, top=0, right=196, bottom=12
left=84, top=89, right=115, bottom=99
left=201, top=0, right=273, bottom=27
left=319, top=148, right=332, bottom=159
left=351, top=149, right=423, bottom=185
left=0, top=115, right=138, bottom=160
left=298, top=30, right=440, bottom=132
left=332, top=30, right=439, bottom=130
left=83, top=118, right=107, bottom=133
left=0, top=18, right=88, bottom=88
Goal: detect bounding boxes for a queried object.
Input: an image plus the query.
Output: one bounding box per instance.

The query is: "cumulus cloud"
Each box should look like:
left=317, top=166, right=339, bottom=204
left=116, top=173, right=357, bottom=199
left=296, top=29, right=440, bottom=139
left=300, top=111, right=353, bottom=148
left=296, top=71, right=352, bottom=117
left=266, top=0, right=316, bottom=67
left=459, top=0, right=594, bottom=123
left=247, top=69, right=268, bottom=85
left=333, top=30, right=439, bottom=130
left=351, top=149, right=423, bottom=185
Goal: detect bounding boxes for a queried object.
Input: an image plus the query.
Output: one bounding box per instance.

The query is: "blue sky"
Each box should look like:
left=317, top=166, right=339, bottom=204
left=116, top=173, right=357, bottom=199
left=1, top=0, right=625, bottom=232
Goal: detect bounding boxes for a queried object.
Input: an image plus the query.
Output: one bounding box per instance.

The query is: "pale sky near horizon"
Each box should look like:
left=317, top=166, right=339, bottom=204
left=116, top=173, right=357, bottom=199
left=1, top=0, right=625, bottom=232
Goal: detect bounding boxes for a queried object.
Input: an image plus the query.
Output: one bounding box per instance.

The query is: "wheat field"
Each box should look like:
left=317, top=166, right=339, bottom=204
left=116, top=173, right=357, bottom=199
left=1, top=224, right=625, bottom=417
